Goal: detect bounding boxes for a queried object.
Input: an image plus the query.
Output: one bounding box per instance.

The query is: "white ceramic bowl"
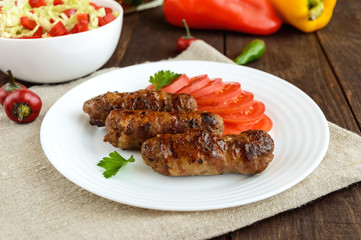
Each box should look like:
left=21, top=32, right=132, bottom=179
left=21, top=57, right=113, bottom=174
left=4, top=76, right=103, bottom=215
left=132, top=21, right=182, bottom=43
left=0, top=0, right=123, bottom=83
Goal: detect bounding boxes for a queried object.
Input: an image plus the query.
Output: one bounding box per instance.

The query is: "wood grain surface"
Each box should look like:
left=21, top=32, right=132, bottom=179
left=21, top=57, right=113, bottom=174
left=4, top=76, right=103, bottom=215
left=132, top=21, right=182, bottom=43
left=0, top=0, right=360, bottom=239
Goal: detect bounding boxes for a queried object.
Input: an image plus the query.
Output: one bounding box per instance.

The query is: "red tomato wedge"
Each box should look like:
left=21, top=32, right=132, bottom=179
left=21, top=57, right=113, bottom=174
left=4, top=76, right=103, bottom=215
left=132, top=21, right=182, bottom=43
left=191, top=78, right=224, bottom=99
left=160, top=74, right=191, bottom=93
left=77, top=14, right=89, bottom=32
left=89, top=2, right=100, bottom=9
left=68, top=24, right=78, bottom=34
left=98, top=12, right=116, bottom=26
left=32, top=26, right=43, bottom=37
left=49, top=21, right=67, bottom=36
left=196, top=82, right=242, bottom=105
left=253, top=114, right=273, bottom=132
left=222, top=100, right=265, bottom=124
left=104, top=7, right=113, bottom=14
left=53, top=0, right=64, bottom=5
left=63, top=8, right=77, bottom=17
left=198, top=90, right=254, bottom=114
left=29, top=0, right=46, bottom=8
left=20, top=17, right=37, bottom=30
left=177, top=75, right=210, bottom=94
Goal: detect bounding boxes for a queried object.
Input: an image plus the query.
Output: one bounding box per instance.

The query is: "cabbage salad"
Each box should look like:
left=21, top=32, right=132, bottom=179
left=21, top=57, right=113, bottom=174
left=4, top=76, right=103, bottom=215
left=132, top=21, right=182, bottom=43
left=0, top=0, right=119, bottom=38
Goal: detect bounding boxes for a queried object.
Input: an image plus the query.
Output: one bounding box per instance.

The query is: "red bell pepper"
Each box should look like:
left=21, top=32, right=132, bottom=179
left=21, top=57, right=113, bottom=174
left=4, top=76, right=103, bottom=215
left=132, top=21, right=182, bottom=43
left=163, top=0, right=282, bottom=35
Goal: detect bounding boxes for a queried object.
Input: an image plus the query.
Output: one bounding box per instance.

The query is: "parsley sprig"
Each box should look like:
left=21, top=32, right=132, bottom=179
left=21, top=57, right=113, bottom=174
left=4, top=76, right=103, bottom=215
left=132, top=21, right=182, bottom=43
left=97, top=151, right=135, bottom=178
left=149, top=70, right=181, bottom=90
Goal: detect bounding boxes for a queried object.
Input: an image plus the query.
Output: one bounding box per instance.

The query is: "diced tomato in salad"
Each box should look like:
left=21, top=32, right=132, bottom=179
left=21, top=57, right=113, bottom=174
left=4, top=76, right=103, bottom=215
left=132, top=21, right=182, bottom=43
left=29, top=0, right=47, bottom=8
left=53, top=0, right=64, bottom=5
left=20, top=16, right=37, bottom=30
left=77, top=14, right=89, bottom=32
left=146, top=73, right=273, bottom=134
left=63, top=9, right=77, bottom=18
left=49, top=21, right=67, bottom=36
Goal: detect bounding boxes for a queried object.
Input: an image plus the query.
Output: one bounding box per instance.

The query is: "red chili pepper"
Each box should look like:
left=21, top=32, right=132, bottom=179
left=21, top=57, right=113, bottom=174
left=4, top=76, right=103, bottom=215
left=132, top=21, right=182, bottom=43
left=176, top=19, right=197, bottom=52
left=3, top=89, right=42, bottom=123
left=163, top=0, right=282, bottom=35
left=0, top=70, right=27, bottom=105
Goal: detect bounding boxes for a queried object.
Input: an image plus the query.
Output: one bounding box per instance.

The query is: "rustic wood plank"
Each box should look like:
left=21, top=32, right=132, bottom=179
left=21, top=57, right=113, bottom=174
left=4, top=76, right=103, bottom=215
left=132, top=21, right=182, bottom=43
left=103, top=12, right=140, bottom=69
left=120, top=7, right=224, bottom=66
left=226, top=183, right=361, bottom=240
left=316, top=0, right=361, bottom=128
left=226, top=25, right=360, bottom=134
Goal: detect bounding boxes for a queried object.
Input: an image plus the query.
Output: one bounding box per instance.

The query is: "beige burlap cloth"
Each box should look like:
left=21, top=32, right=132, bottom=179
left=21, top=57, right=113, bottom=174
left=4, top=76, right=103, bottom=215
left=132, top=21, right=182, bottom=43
left=1, top=40, right=360, bottom=240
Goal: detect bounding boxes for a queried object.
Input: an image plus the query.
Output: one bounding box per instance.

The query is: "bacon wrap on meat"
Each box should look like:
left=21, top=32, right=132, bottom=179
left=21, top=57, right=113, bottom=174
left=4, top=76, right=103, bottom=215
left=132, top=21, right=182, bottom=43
left=104, top=110, right=224, bottom=150
left=141, top=130, right=274, bottom=176
left=83, top=89, right=198, bottom=127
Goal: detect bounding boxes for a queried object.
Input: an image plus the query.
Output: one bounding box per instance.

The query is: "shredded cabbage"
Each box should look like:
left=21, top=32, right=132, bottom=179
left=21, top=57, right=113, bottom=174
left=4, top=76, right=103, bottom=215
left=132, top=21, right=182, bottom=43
left=0, top=0, right=118, bottom=38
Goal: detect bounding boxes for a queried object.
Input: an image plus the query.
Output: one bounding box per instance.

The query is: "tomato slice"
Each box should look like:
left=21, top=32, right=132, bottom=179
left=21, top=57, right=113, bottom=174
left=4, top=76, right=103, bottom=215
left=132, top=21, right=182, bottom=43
left=252, top=114, right=273, bottom=132
left=49, top=21, right=67, bottom=36
left=98, top=12, right=116, bottom=26
left=196, top=82, right=242, bottom=105
left=77, top=14, right=89, bottom=32
left=222, top=100, right=265, bottom=124
left=29, top=0, right=46, bottom=8
left=20, top=17, right=37, bottom=30
left=63, top=9, right=77, bottom=18
left=68, top=24, right=79, bottom=34
left=198, top=90, right=254, bottom=114
left=177, top=74, right=210, bottom=94
left=223, top=122, right=254, bottom=135
left=191, top=78, right=224, bottom=99
left=104, top=7, right=113, bottom=14
left=145, top=84, right=154, bottom=90
left=89, top=2, right=100, bottom=9
left=53, top=0, right=63, bottom=5
left=161, top=74, right=191, bottom=93
left=32, top=26, right=43, bottom=37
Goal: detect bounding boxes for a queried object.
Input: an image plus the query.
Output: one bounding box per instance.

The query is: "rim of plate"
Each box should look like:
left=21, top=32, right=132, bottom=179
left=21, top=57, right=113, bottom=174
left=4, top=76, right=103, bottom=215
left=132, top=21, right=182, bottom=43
left=40, top=60, right=330, bottom=211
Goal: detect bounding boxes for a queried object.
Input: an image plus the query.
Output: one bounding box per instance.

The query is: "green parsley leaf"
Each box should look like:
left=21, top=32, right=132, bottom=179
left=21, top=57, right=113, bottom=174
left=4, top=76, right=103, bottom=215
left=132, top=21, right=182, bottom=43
left=149, top=70, right=181, bottom=90
left=97, top=151, right=135, bottom=178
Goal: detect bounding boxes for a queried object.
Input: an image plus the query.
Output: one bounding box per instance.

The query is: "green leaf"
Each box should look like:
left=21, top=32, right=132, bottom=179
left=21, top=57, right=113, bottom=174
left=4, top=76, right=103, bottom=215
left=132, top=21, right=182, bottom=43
left=97, top=151, right=135, bottom=178
left=149, top=70, right=181, bottom=90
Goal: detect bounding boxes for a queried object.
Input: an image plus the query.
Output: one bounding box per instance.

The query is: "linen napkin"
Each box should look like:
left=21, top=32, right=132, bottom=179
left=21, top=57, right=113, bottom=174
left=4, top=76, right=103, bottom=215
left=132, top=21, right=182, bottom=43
left=1, top=40, right=360, bottom=240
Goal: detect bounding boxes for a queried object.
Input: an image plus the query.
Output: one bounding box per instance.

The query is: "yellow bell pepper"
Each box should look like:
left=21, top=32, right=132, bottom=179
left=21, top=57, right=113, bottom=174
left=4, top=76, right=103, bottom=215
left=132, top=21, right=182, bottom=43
left=268, top=0, right=337, bottom=33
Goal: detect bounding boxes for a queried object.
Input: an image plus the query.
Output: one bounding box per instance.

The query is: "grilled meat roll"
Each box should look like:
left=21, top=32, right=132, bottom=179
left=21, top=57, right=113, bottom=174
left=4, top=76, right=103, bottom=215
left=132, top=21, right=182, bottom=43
left=141, top=129, right=274, bottom=176
left=83, top=89, right=198, bottom=127
left=104, top=110, right=224, bottom=150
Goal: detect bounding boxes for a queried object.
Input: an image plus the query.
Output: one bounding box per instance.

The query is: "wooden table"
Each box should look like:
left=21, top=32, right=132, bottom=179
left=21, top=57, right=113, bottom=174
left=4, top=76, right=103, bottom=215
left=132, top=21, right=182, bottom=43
left=1, top=0, right=360, bottom=239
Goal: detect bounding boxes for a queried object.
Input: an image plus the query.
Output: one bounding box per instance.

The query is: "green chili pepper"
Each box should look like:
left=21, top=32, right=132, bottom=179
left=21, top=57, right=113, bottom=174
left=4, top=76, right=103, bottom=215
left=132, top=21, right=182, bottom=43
left=235, top=39, right=266, bottom=65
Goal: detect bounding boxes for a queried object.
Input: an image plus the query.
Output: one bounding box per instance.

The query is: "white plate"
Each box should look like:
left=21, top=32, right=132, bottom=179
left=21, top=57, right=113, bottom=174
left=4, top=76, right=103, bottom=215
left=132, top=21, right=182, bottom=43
left=40, top=60, right=329, bottom=211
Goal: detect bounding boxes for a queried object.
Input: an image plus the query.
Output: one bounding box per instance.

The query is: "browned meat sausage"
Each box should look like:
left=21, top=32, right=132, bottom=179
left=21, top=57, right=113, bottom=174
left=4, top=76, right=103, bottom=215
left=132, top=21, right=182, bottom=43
left=104, top=110, right=224, bottom=150
left=83, top=89, right=198, bottom=127
left=141, top=130, right=274, bottom=176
